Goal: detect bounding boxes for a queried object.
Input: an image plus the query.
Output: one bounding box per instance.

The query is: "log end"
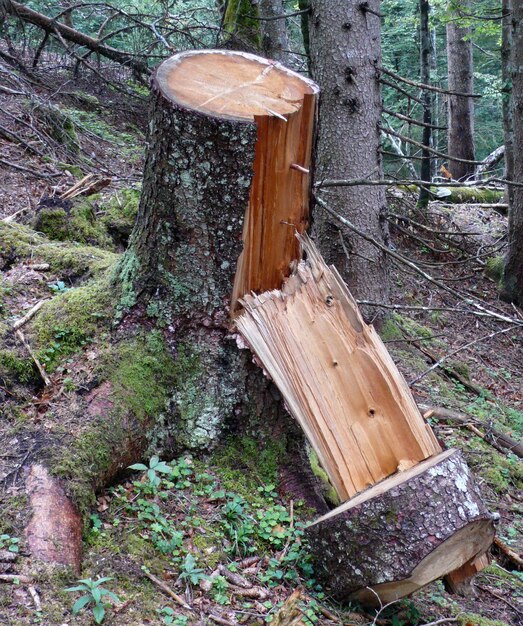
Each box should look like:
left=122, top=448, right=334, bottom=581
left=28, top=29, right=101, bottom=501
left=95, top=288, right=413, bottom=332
left=305, top=449, right=495, bottom=606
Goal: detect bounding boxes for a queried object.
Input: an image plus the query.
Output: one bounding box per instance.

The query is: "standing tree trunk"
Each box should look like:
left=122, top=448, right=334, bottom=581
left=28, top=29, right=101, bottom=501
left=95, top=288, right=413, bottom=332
left=223, top=0, right=262, bottom=52
left=259, top=0, right=290, bottom=64
left=308, top=0, right=389, bottom=313
left=502, top=0, right=514, bottom=206
left=446, top=0, right=475, bottom=180
left=418, top=0, right=433, bottom=207
left=502, top=0, right=523, bottom=304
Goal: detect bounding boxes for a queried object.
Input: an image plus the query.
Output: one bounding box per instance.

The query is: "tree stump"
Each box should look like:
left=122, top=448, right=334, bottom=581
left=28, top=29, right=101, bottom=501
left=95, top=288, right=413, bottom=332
left=305, top=449, right=495, bottom=605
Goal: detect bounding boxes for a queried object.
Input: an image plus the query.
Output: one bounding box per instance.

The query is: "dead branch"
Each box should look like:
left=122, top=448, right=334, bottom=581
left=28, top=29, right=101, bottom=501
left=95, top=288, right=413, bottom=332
left=0, top=574, right=33, bottom=584
left=143, top=569, right=192, bottom=611
left=315, top=195, right=523, bottom=327
left=380, top=78, right=424, bottom=104
left=0, top=157, right=60, bottom=179
left=409, top=327, right=514, bottom=387
left=15, top=329, right=51, bottom=386
left=380, top=66, right=481, bottom=98
left=383, top=107, right=447, bottom=130
left=492, top=537, right=523, bottom=569
left=5, top=0, right=150, bottom=80
left=12, top=300, right=49, bottom=330
left=316, top=177, right=518, bottom=189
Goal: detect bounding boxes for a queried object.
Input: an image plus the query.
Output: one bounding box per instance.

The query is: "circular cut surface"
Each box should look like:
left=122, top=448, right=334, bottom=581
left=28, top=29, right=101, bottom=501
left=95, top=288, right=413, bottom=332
left=156, top=50, right=317, bottom=121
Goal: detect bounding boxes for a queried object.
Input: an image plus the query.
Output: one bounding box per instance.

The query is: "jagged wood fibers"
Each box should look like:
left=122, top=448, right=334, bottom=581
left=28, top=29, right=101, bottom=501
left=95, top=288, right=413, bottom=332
left=236, top=235, right=441, bottom=501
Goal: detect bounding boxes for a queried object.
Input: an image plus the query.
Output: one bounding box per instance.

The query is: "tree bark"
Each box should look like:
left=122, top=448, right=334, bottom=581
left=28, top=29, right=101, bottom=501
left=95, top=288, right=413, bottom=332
left=308, top=0, right=389, bottom=314
left=259, top=0, right=290, bottom=65
left=418, top=0, right=433, bottom=207
left=306, top=449, right=496, bottom=606
left=446, top=0, right=475, bottom=180
left=117, top=49, right=318, bottom=450
left=501, top=0, right=523, bottom=304
left=502, top=0, right=514, bottom=206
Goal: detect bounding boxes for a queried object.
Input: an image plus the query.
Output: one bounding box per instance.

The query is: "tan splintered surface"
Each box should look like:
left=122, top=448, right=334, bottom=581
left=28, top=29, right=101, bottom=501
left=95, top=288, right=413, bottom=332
left=236, top=235, right=441, bottom=501
left=156, top=50, right=317, bottom=121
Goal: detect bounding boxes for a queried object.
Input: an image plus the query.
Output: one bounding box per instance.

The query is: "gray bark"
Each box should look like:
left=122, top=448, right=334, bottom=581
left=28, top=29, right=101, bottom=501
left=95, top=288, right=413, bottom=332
left=306, top=450, right=495, bottom=605
left=502, top=0, right=514, bottom=206
left=116, top=68, right=280, bottom=450
left=502, top=0, right=523, bottom=304
left=259, top=0, right=290, bottom=65
left=419, top=0, right=433, bottom=206
left=308, top=0, right=389, bottom=314
left=447, top=0, right=475, bottom=180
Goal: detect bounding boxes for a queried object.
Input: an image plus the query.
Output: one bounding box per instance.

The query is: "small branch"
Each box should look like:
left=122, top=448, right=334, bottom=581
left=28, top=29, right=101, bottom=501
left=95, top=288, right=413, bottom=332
left=0, top=574, right=33, bottom=584
left=0, top=158, right=61, bottom=179
left=291, top=163, right=309, bottom=174
left=409, top=327, right=513, bottom=386
left=315, top=196, right=522, bottom=327
left=380, top=67, right=482, bottom=98
left=381, top=78, right=424, bottom=104
left=383, top=107, right=447, bottom=130
left=382, top=126, right=484, bottom=165
left=317, top=177, right=522, bottom=189
left=12, top=300, right=49, bottom=331
left=28, top=585, right=41, bottom=611
left=493, top=537, right=523, bottom=569
left=209, top=615, right=236, bottom=626
left=15, top=330, right=51, bottom=386
left=143, top=569, right=192, bottom=611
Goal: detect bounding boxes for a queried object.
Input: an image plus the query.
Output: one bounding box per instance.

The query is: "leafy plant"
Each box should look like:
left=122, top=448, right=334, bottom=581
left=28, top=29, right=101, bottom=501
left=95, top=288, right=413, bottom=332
left=129, top=454, right=172, bottom=487
left=158, top=608, right=189, bottom=626
left=0, top=534, right=19, bottom=553
left=48, top=280, right=69, bottom=294
left=179, top=553, right=207, bottom=586
left=211, top=575, right=230, bottom=605
left=65, top=576, right=120, bottom=624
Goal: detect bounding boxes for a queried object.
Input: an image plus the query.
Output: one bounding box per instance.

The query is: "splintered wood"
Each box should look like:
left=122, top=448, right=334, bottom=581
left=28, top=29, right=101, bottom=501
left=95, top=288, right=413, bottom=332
left=231, top=94, right=316, bottom=310
left=236, top=235, right=441, bottom=501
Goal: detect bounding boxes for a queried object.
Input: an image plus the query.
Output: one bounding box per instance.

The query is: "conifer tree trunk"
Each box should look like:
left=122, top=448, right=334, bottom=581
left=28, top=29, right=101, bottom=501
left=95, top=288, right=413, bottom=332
left=418, top=0, right=433, bottom=207
left=446, top=0, right=475, bottom=180
left=502, top=0, right=523, bottom=304
left=308, top=0, right=389, bottom=314
left=259, top=0, right=290, bottom=64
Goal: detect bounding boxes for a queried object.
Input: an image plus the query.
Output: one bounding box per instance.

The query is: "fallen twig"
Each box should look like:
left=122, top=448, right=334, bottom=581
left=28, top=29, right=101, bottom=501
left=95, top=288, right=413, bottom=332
left=493, top=537, right=523, bottom=569
left=409, top=326, right=513, bottom=387
left=143, top=569, right=192, bottom=611
left=12, top=300, right=49, bottom=331
left=0, top=574, right=33, bottom=584
left=209, top=614, right=236, bottom=626
left=28, top=585, right=41, bottom=611
left=476, top=584, right=523, bottom=616
left=421, top=405, right=523, bottom=459
left=15, top=329, right=51, bottom=386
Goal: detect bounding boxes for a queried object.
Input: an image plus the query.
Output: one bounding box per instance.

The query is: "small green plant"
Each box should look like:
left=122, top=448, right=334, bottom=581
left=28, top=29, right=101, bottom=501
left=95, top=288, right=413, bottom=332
left=211, top=575, right=230, bottom=605
left=158, top=608, right=189, bottom=626
left=0, top=534, right=19, bottom=553
left=48, top=280, right=69, bottom=294
left=65, top=576, right=120, bottom=624
left=179, top=553, right=207, bottom=586
left=129, top=455, right=172, bottom=487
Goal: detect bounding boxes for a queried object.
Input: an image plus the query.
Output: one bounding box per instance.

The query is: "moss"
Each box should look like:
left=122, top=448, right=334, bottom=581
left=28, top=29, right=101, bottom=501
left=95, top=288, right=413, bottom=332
left=436, top=187, right=504, bottom=204
left=485, top=256, right=504, bottom=283
left=0, top=349, right=37, bottom=384
left=224, top=0, right=262, bottom=48
left=456, top=613, right=512, bottom=626
left=30, top=273, right=114, bottom=371
left=379, top=317, right=404, bottom=342
left=113, top=249, right=141, bottom=311
left=107, top=330, right=175, bottom=423
left=307, top=446, right=340, bottom=506
left=0, top=221, right=117, bottom=278
left=446, top=360, right=470, bottom=381
left=31, top=100, right=80, bottom=154
left=100, top=187, right=140, bottom=248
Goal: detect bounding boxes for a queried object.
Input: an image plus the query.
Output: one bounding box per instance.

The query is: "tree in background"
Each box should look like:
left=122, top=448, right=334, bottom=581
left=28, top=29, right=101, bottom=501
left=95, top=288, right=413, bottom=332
left=418, top=0, right=433, bottom=206
left=308, top=0, right=389, bottom=312
left=446, top=0, right=475, bottom=180
left=259, top=0, right=290, bottom=64
left=502, top=0, right=523, bottom=304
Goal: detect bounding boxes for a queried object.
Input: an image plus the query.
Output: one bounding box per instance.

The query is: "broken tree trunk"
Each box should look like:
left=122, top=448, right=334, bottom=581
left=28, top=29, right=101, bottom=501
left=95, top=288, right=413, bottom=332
left=236, top=235, right=495, bottom=604
left=22, top=50, right=319, bottom=572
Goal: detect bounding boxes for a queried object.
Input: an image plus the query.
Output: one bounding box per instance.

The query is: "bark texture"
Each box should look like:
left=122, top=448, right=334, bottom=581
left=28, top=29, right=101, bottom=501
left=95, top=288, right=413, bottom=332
left=418, top=0, right=433, bottom=206
left=502, top=0, right=523, bottom=304
left=308, top=0, right=389, bottom=313
left=447, top=0, right=475, bottom=180
left=259, top=0, right=290, bottom=64
left=502, top=0, right=514, bottom=205
left=305, top=450, right=495, bottom=605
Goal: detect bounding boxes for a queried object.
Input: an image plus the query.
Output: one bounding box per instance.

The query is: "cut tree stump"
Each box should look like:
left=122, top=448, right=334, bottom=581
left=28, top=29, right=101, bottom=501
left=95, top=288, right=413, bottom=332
left=235, top=235, right=495, bottom=605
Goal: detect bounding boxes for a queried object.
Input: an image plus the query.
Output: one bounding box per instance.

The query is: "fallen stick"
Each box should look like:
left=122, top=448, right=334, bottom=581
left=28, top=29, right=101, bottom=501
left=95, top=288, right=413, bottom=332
left=12, top=300, right=49, bottom=331
left=143, top=569, right=192, bottom=611
left=28, top=585, right=41, bottom=611
left=15, top=329, right=51, bottom=386
left=209, top=614, right=237, bottom=626
left=493, top=537, right=523, bottom=569
left=0, top=574, right=33, bottom=584
left=421, top=405, right=523, bottom=459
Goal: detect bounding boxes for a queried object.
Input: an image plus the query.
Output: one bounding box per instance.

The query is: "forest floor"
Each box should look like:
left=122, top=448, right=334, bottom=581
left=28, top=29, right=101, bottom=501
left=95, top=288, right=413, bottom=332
left=0, top=62, right=521, bottom=626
